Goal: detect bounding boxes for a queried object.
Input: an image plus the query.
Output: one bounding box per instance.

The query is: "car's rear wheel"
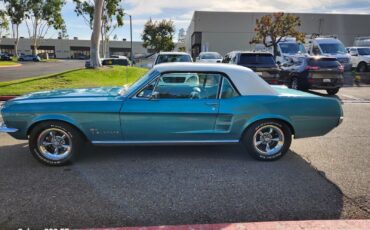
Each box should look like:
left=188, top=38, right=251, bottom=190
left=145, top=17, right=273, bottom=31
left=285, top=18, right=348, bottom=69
left=327, top=88, right=339, bottom=95
left=29, top=121, right=83, bottom=166
left=242, top=120, right=292, bottom=161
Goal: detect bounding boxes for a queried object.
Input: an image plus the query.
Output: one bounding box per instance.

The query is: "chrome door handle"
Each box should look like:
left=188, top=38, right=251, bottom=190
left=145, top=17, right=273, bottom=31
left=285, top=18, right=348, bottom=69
left=205, top=102, right=219, bottom=106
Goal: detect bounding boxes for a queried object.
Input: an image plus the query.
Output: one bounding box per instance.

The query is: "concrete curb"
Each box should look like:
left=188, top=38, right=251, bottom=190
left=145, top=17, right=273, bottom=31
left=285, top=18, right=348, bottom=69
left=0, top=96, right=16, bottom=101
left=81, top=219, right=370, bottom=230
left=0, top=63, right=22, bottom=68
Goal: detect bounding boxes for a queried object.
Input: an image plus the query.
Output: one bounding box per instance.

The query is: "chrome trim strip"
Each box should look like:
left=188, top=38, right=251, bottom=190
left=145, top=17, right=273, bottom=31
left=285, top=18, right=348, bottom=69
left=0, top=123, right=18, bottom=133
left=92, top=140, right=239, bottom=146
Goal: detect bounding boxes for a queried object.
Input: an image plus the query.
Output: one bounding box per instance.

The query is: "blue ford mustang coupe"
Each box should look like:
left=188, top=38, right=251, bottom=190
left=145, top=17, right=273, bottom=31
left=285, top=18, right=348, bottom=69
left=0, top=63, right=343, bottom=166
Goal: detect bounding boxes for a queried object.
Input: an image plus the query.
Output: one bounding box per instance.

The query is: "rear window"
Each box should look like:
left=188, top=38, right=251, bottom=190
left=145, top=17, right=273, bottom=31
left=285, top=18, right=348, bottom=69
left=239, top=53, right=276, bottom=65
left=200, top=53, right=222, bottom=59
left=308, top=58, right=341, bottom=67
left=156, top=54, right=192, bottom=64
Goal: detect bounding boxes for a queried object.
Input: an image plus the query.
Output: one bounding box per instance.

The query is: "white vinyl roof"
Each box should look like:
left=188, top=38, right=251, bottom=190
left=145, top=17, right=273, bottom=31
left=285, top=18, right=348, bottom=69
left=152, top=63, right=278, bottom=96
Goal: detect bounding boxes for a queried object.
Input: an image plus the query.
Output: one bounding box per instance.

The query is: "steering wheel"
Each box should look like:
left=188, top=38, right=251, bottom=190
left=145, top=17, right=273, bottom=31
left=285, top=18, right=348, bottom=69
left=190, top=87, right=201, bottom=99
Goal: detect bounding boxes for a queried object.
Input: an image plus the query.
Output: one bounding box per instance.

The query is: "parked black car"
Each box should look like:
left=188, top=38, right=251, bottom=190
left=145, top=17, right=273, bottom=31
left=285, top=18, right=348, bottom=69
left=223, top=51, right=280, bottom=84
left=280, top=57, right=344, bottom=95
left=0, top=53, right=13, bottom=61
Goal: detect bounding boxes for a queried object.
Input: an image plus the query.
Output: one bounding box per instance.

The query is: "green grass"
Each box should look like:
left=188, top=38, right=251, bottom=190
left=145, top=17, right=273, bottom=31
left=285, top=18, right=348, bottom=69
left=0, top=61, right=19, bottom=67
left=0, top=66, right=149, bottom=96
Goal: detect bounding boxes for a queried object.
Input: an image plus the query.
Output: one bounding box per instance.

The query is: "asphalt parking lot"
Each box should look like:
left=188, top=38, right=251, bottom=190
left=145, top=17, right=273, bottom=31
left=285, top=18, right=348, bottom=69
left=0, top=60, right=85, bottom=82
left=0, top=87, right=369, bottom=229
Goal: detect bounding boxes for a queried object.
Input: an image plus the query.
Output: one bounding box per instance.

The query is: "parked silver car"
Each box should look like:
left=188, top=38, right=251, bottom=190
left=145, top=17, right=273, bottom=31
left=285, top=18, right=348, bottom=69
left=196, top=52, right=223, bottom=63
left=18, top=55, right=41, bottom=62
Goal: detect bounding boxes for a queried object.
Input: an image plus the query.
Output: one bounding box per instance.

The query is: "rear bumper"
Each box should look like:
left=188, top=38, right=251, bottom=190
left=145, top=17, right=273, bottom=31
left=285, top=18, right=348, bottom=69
left=0, top=122, right=18, bottom=133
left=308, top=78, right=343, bottom=89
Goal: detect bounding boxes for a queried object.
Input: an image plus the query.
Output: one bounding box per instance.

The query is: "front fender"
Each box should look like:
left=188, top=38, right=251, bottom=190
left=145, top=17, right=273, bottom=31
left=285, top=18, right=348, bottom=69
left=26, top=114, right=89, bottom=139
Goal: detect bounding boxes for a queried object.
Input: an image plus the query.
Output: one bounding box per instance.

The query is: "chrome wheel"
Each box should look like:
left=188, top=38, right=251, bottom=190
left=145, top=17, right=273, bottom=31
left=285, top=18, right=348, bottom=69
left=253, top=125, right=284, bottom=156
left=37, top=128, right=72, bottom=161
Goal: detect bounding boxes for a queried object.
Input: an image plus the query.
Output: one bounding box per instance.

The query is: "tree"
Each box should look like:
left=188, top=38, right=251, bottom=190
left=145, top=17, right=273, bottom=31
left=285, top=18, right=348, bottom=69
left=250, top=12, right=305, bottom=58
left=142, top=19, right=175, bottom=53
left=0, top=10, right=9, bottom=44
left=3, top=0, right=27, bottom=56
left=25, top=0, right=66, bottom=55
left=73, top=0, right=124, bottom=57
left=90, top=0, right=104, bottom=68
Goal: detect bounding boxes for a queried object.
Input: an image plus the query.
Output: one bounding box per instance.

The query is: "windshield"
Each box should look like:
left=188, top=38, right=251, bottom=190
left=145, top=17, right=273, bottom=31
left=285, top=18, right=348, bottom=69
left=319, top=43, right=347, bottom=54
left=156, top=54, right=192, bottom=64
left=120, top=70, right=160, bottom=96
left=358, top=48, right=370, bottom=55
left=279, top=43, right=307, bottom=54
left=200, top=53, right=222, bottom=59
left=239, top=53, right=276, bottom=65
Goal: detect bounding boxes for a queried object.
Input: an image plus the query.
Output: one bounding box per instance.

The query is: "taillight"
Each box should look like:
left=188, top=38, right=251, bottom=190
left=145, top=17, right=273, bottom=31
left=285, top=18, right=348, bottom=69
left=305, top=66, right=320, bottom=70
left=270, top=79, right=278, bottom=84
left=338, top=65, right=344, bottom=72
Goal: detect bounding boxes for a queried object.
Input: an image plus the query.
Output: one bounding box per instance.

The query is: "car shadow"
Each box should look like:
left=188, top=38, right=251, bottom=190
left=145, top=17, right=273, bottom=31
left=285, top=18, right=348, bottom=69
left=0, top=143, right=344, bottom=229
left=307, top=90, right=341, bottom=100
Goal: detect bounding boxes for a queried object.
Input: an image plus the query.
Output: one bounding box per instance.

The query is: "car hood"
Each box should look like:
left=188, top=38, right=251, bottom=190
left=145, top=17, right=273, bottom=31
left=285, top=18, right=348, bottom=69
left=12, top=87, right=123, bottom=101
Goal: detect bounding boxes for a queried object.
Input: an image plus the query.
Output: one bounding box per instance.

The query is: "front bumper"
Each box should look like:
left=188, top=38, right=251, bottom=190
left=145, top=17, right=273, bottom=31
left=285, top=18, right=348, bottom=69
left=0, top=122, right=18, bottom=133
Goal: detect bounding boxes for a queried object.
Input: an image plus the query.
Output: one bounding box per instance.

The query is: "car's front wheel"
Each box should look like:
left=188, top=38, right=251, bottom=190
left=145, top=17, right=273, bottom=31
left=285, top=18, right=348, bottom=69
left=29, top=121, right=83, bottom=166
left=242, top=120, right=292, bottom=161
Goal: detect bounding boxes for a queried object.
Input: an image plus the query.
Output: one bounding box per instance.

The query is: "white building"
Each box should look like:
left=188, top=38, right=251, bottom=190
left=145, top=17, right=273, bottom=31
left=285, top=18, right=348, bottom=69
left=0, top=38, right=151, bottom=59
left=185, top=11, right=370, bottom=58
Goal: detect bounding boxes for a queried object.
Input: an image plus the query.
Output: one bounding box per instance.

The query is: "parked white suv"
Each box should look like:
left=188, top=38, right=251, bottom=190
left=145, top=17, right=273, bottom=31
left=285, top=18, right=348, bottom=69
left=308, top=38, right=352, bottom=71
left=347, top=47, right=370, bottom=72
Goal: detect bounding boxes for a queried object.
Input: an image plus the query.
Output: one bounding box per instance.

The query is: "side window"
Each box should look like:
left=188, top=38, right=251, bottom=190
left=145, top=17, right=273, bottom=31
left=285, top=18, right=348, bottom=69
left=136, top=80, right=157, bottom=98
left=221, top=77, right=240, bottom=99
left=153, top=72, right=221, bottom=99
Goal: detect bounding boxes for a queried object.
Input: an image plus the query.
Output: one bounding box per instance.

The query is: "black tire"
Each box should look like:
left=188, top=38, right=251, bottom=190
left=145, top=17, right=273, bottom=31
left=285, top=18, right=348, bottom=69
left=357, top=62, right=367, bottom=73
left=290, top=77, right=300, bottom=90
left=242, top=120, right=292, bottom=161
left=29, top=121, right=83, bottom=166
left=327, top=88, right=339, bottom=95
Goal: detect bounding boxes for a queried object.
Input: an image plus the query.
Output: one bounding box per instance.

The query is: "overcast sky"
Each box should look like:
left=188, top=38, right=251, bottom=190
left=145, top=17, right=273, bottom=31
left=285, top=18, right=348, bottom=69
left=2, top=0, right=370, bottom=41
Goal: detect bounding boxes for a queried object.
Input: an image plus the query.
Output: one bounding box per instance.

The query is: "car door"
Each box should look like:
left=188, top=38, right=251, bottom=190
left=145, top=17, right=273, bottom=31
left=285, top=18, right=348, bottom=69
left=120, top=72, right=222, bottom=142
